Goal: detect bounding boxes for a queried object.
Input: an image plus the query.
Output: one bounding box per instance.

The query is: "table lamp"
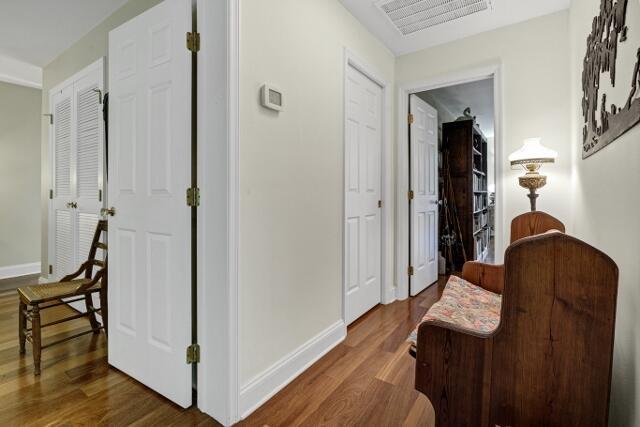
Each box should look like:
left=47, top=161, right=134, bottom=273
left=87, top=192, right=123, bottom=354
left=509, top=138, right=557, bottom=211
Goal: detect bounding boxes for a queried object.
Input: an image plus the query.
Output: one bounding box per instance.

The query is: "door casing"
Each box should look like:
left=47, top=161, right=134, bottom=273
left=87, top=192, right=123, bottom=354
left=396, top=64, right=505, bottom=300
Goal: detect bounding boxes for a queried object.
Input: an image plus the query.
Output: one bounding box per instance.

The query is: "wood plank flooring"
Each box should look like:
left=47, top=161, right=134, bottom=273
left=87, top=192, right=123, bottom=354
left=240, top=280, right=443, bottom=427
left=0, top=279, right=218, bottom=426
left=0, top=275, right=442, bottom=426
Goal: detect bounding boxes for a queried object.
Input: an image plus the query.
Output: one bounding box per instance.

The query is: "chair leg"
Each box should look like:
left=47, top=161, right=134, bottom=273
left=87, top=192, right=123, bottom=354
left=84, top=294, right=100, bottom=334
left=100, top=287, right=108, bottom=337
left=31, top=305, right=41, bottom=376
left=18, top=301, right=26, bottom=354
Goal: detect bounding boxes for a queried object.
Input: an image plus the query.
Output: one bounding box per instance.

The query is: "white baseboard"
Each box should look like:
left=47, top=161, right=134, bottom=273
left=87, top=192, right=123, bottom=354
left=0, top=262, right=41, bottom=280
left=238, top=320, right=347, bottom=419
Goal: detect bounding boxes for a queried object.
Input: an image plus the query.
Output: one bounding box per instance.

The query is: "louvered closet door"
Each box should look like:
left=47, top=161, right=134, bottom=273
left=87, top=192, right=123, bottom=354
left=49, top=60, right=105, bottom=282
left=50, top=85, right=76, bottom=280
left=74, top=66, right=105, bottom=265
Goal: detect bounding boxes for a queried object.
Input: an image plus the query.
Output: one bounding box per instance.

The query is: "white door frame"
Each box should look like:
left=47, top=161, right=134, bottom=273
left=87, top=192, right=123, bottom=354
left=196, top=0, right=240, bottom=425
left=342, top=48, right=394, bottom=325
left=396, top=64, right=504, bottom=300
left=47, top=57, right=106, bottom=280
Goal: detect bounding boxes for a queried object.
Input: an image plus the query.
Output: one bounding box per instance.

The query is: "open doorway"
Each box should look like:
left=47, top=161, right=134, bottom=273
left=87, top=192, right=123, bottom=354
left=407, top=77, right=496, bottom=296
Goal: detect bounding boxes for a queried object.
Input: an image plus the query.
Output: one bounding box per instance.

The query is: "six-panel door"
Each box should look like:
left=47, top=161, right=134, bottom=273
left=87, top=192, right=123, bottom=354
left=108, top=0, right=193, bottom=408
left=345, top=64, right=383, bottom=325
left=410, top=95, right=439, bottom=296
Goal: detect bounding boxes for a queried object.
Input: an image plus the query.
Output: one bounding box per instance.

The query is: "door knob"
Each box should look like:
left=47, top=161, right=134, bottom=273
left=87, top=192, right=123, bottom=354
left=66, top=201, right=78, bottom=209
left=101, top=207, right=116, bottom=217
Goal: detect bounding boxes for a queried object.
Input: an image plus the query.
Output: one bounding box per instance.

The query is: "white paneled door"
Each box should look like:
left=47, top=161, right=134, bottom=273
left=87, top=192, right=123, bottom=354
left=108, top=0, right=192, bottom=408
left=409, top=95, right=438, bottom=296
left=49, top=59, right=104, bottom=282
left=345, top=64, right=382, bottom=325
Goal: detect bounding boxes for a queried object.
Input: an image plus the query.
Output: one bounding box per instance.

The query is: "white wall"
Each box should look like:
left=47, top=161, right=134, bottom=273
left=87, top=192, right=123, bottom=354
left=239, top=0, right=394, bottom=395
left=396, top=11, right=572, bottom=256
left=569, top=1, right=640, bottom=424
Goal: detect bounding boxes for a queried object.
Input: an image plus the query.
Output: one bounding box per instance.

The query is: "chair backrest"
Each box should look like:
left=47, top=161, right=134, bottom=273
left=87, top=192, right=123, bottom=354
left=510, top=211, right=565, bottom=243
left=69, top=220, right=108, bottom=291
left=490, top=232, right=618, bottom=426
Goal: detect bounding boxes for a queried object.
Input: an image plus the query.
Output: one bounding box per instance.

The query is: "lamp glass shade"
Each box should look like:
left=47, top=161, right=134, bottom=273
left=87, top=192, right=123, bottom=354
left=509, top=138, right=558, bottom=166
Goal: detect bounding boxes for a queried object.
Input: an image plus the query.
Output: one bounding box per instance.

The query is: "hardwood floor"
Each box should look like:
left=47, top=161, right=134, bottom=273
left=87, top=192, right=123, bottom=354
left=0, top=278, right=218, bottom=426
left=0, top=275, right=443, bottom=426
left=240, top=280, right=443, bottom=427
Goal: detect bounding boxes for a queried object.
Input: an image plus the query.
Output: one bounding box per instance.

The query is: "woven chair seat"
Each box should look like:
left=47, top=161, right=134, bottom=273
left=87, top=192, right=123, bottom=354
left=18, top=279, right=99, bottom=305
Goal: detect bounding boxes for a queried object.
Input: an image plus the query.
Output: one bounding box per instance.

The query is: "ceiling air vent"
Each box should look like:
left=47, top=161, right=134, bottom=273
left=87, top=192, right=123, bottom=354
left=376, top=0, right=492, bottom=35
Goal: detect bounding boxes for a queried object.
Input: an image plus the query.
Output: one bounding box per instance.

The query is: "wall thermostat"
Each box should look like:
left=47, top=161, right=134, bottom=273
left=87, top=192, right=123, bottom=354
left=261, top=84, right=283, bottom=112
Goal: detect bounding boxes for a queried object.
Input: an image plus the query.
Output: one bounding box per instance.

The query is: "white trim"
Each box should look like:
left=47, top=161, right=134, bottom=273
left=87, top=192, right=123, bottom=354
left=228, top=0, right=240, bottom=421
left=47, top=57, right=105, bottom=102
left=0, top=262, right=41, bottom=280
left=396, top=64, right=505, bottom=299
left=0, top=55, right=42, bottom=89
left=238, top=320, right=347, bottom=420
left=196, top=0, right=239, bottom=425
left=342, top=48, right=395, bottom=326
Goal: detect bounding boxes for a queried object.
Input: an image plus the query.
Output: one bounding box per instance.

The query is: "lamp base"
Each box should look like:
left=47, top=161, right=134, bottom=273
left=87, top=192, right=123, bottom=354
left=518, top=173, right=547, bottom=212
left=527, top=188, right=539, bottom=211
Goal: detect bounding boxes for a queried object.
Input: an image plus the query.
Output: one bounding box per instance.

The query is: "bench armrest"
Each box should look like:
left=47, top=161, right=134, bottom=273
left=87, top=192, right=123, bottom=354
left=415, top=320, right=493, bottom=424
left=462, top=262, right=504, bottom=295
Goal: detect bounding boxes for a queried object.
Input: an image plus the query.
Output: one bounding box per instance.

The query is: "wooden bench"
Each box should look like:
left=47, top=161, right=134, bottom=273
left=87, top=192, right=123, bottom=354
left=410, top=213, right=618, bottom=425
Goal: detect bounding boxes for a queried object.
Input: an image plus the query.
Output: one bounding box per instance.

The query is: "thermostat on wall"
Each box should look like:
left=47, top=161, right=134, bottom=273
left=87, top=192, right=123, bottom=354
left=261, top=84, right=283, bottom=112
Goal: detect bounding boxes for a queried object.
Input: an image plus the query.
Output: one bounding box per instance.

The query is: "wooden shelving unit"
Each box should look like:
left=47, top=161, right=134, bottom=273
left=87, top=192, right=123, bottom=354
left=442, top=120, right=490, bottom=269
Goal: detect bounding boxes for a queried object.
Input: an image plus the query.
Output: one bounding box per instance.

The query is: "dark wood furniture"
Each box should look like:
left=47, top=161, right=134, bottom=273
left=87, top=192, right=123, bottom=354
left=442, top=120, right=490, bottom=270
left=510, top=210, right=565, bottom=243
left=17, top=220, right=108, bottom=375
left=413, top=218, right=618, bottom=426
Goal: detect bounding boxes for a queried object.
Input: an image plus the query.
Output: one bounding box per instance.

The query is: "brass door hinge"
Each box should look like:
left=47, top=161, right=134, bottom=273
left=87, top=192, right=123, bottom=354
left=186, top=344, right=200, bottom=364
left=408, top=113, right=414, bottom=125
left=186, top=32, right=200, bottom=52
left=49, top=265, right=53, bottom=275
left=49, top=189, right=53, bottom=199
left=186, top=187, right=200, bottom=207
left=43, top=113, right=53, bottom=125
left=408, top=190, right=414, bottom=201
left=378, top=200, right=382, bottom=208
left=408, top=266, right=414, bottom=276
left=98, top=189, right=102, bottom=202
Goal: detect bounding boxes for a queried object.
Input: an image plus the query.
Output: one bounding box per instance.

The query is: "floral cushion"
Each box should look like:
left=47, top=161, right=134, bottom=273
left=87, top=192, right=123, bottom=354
left=407, top=275, right=502, bottom=348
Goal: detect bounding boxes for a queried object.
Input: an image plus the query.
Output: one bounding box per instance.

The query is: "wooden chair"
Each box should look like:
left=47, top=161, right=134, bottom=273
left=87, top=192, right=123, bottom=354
left=17, top=220, right=108, bottom=375
left=412, top=231, right=618, bottom=426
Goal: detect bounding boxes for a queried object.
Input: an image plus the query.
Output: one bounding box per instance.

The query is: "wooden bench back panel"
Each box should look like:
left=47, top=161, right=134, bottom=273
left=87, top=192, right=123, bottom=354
left=490, top=232, right=618, bottom=426
left=510, top=211, right=565, bottom=243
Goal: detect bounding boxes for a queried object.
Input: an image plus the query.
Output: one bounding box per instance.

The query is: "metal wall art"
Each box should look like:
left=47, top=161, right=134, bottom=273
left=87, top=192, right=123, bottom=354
left=582, top=0, right=640, bottom=158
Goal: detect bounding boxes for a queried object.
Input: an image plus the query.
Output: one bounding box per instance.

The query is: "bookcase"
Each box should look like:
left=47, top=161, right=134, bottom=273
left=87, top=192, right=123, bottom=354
left=442, top=120, right=490, bottom=269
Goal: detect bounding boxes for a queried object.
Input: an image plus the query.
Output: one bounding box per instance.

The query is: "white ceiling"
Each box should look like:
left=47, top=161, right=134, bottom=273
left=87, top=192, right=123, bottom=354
left=339, top=0, right=571, bottom=56
left=0, top=0, right=129, bottom=67
left=419, top=78, right=495, bottom=138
